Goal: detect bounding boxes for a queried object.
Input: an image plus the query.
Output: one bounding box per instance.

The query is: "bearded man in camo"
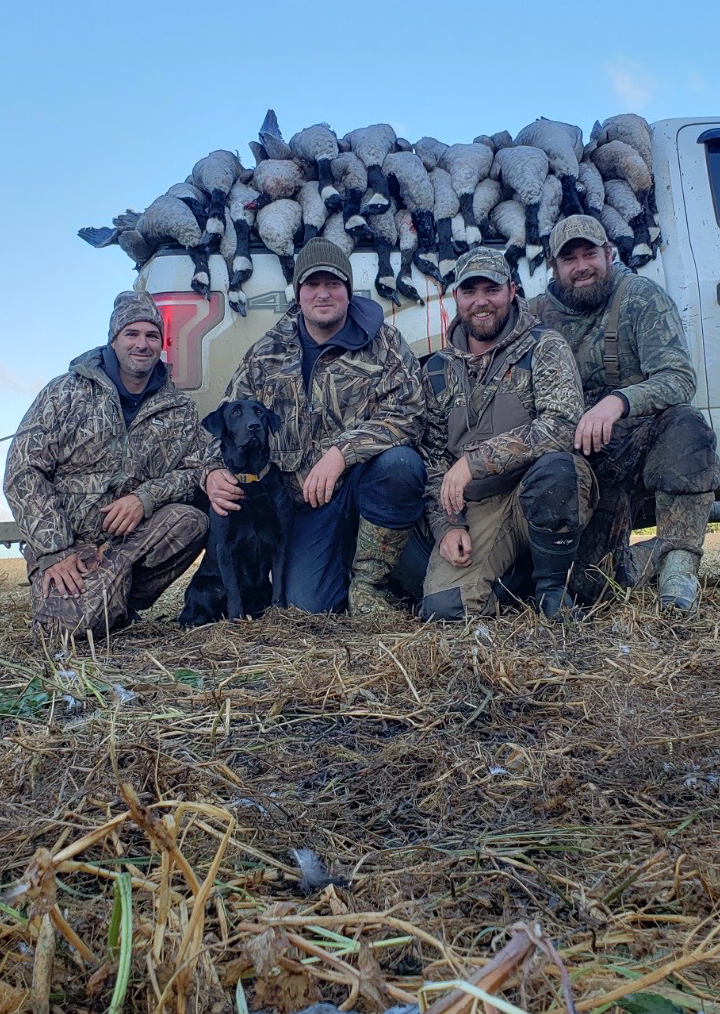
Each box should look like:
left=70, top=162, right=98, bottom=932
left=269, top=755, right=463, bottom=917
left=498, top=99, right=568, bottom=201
left=531, top=215, right=720, bottom=611
left=419, top=248, right=596, bottom=621
left=4, top=291, right=210, bottom=639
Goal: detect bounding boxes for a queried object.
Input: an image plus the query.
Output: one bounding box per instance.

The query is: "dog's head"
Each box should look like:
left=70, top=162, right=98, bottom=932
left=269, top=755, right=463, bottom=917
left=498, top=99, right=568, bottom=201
left=203, top=399, right=281, bottom=475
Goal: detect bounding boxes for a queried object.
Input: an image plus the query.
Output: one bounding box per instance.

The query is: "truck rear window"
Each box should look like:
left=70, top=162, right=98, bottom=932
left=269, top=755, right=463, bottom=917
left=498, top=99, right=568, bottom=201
left=699, top=129, right=720, bottom=227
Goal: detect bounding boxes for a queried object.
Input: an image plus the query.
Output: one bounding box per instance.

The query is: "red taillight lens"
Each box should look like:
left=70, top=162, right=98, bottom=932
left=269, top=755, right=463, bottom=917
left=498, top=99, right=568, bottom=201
left=151, top=292, right=225, bottom=389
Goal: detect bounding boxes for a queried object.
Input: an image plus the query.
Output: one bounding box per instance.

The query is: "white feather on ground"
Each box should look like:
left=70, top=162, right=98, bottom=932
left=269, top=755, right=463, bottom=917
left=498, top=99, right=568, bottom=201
left=291, top=848, right=345, bottom=895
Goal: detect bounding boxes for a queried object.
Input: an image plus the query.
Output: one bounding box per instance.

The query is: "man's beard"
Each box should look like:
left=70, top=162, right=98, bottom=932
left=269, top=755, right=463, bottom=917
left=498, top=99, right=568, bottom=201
left=461, top=304, right=512, bottom=343
left=555, top=271, right=615, bottom=311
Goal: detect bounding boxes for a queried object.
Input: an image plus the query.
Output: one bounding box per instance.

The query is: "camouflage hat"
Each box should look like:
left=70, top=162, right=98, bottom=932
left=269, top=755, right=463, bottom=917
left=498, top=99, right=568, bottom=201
left=293, top=237, right=353, bottom=300
left=108, top=290, right=163, bottom=343
left=549, top=215, right=609, bottom=259
left=454, top=247, right=511, bottom=287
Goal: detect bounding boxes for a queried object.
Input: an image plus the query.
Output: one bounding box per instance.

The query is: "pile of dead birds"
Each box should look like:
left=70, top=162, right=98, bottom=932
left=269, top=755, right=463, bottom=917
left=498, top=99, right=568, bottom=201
left=1, top=565, right=720, bottom=1013
left=79, top=111, right=659, bottom=314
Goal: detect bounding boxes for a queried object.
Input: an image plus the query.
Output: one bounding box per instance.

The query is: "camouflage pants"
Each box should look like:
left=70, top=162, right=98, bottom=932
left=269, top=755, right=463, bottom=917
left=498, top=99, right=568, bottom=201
left=28, top=504, right=208, bottom=640
left=570, top=405, right=720, bottom=604
left=421, top=452, right=596, bottom=620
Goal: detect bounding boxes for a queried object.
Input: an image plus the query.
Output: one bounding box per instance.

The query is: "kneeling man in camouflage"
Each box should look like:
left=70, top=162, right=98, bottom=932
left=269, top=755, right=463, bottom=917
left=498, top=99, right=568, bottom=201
left=532, top=216, right=720, bottom=611
left=420, top=249, right=596, bottom=620
left=4, top=291, right=210, bottom=639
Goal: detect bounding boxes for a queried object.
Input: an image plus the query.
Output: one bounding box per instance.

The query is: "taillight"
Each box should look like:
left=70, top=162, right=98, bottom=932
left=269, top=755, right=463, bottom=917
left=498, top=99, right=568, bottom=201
left=151, top=292, right=225, bottom=389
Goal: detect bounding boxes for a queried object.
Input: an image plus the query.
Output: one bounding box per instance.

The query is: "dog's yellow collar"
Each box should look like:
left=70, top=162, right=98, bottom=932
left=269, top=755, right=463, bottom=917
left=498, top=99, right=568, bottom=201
left=234, top=462, right=271, bottom=484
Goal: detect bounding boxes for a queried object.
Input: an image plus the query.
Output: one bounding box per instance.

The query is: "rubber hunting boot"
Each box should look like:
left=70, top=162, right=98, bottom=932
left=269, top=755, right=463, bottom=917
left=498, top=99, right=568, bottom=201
left=528, top=524, right=582, bottom=620
left=658, top=550, right=700, bottom=611
left=348, top=519, right=411, bottom=616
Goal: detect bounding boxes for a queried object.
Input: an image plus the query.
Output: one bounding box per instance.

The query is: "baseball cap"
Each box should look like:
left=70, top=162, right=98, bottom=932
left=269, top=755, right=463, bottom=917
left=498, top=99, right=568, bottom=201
left=549, top=215, right=609, bottom=259
left=454, top=247, right=511, bottom=287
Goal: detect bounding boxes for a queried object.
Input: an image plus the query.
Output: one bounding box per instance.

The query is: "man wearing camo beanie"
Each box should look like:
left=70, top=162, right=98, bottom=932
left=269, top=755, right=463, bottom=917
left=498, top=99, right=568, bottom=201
left=4, top=290, right=210, bottom=639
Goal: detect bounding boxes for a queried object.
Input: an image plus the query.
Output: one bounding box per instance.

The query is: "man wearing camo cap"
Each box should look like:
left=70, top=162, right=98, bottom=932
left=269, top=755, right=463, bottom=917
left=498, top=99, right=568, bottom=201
left=4, top=290, right=210, bottom=639
left=419, top=247, right=596, bottom=620
left=531, top=214, right=719, bottom=611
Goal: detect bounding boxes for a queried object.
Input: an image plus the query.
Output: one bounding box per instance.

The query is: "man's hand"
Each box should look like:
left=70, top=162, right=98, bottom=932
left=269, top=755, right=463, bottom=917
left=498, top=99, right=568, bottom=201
left=206, top=468, right=245, bottom=517
left=574, top=394, right=626, bottom=455
left=303, top=447, right=346, bottom=508
left=441, top=455, right=472, bottom=516
left=439, top=528, right=473, bottom=568
left=42, top=553, right=89, bottom=598
left=99, top=494, right=144, bottom=536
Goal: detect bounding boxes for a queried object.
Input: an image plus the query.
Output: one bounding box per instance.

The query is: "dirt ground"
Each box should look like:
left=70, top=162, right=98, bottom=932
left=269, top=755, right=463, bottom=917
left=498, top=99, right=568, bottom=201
left=2, top=545, right=720, bottom=1012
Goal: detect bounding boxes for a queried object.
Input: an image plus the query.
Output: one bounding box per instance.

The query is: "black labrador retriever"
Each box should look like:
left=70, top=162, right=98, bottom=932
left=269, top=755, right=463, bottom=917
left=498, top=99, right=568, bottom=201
left=179, top=399, right=294, bottom=625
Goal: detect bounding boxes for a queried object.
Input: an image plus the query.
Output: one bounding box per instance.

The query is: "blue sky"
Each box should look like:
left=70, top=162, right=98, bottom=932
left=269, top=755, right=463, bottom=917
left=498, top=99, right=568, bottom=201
left=1, top=0, right=719, bottom=549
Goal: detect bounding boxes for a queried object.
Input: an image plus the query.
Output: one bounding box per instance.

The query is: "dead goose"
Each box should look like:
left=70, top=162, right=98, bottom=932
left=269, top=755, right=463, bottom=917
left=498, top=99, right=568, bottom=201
left=289, top=124, right=342, bottom=212
left=439, top=143, right=494, bottom=248
left=343, top=124, right=396, bottom=215
left=395, top=209, right=425, bottom=306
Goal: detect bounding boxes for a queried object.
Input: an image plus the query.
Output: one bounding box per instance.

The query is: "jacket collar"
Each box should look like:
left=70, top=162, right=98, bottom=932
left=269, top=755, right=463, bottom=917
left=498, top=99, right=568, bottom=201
left=276, top=295, right=385, bottom=350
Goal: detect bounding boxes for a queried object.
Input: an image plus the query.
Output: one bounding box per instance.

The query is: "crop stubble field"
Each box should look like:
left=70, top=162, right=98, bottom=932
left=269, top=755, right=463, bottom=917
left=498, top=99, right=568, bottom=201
left=0, top=554, right=719, bottom=1014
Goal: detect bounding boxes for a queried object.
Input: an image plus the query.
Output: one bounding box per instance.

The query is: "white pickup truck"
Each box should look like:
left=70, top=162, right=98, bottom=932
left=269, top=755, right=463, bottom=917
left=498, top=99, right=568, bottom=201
left=2, top=117, right=719, bottom=546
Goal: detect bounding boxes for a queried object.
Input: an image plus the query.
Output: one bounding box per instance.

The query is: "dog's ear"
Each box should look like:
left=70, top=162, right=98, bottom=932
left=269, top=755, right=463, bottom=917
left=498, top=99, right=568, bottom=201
left=266, top=409, right=282, bottom=434
left=202, top=406, right=227, bottom=438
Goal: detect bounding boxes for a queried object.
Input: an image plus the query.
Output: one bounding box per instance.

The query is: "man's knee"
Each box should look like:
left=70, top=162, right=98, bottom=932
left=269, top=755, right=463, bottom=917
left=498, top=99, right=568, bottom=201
left=143, top=504, right=208, bottom=556
left=358, top=446, right=426, bottom=527
left=519, top=452, right=595, bottom=530
left=644, top=405, right=720, bottom=493
left=363, top=447, right=426, bottom=496
left=419, top=585, right=466, bottom=621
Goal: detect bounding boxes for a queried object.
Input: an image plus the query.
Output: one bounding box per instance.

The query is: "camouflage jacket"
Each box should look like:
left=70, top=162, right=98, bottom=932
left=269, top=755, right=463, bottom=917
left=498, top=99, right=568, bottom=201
left=421, top=299, right=584, bottom=540
left=530, top=264, right=696, bottom=415
left=4, top=347, right=210, bottom=570
left=221, top=300, right=425, bottom=505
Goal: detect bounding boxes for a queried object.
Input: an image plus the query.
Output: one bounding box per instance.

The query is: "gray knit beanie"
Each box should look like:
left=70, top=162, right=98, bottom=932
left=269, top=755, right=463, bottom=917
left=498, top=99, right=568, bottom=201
left=108, top=290, right=164, bottom=343
left=292, top=238, right=353, bottom=302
